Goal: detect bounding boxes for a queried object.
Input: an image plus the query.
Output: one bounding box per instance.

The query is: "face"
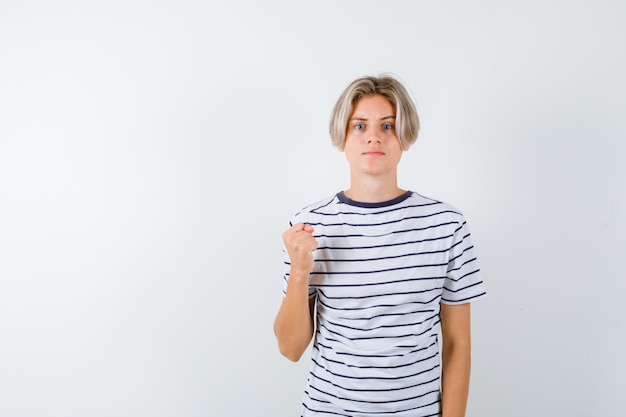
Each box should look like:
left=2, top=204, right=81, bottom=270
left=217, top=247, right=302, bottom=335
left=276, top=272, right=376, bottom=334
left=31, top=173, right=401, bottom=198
left=342, top=94, right=403, bottom=178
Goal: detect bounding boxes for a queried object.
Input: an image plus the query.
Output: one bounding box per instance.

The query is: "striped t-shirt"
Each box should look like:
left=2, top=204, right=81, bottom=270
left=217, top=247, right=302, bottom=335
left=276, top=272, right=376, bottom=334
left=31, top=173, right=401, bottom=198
left=282, top=191, right=486, bottom=417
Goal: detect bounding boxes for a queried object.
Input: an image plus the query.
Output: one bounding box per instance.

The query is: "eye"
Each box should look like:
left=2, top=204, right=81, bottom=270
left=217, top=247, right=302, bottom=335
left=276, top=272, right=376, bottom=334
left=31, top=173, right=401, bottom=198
left=354, top=123, right=365, bottom=130
left=382, top=123, right=394, bottom=130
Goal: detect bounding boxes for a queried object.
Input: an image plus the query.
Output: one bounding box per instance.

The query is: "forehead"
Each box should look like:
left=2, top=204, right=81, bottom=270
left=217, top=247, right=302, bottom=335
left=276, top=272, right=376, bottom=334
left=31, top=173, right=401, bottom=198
left=351, top=94, right=395, bottom=117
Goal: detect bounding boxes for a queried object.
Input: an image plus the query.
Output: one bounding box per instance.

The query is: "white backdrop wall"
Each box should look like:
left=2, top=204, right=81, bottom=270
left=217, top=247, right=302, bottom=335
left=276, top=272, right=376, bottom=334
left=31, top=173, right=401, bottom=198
left=1, top=1, right=624, bottom=416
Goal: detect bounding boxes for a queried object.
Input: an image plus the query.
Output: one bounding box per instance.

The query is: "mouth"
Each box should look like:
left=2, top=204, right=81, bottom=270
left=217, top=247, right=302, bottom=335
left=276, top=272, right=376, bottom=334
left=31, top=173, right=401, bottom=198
left=363, top=150, right=385, bottom=156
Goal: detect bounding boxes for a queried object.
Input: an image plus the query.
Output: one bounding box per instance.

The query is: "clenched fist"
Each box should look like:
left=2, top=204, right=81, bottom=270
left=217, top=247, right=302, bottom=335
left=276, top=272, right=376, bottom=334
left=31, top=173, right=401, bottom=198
left=282, top=222, right=318, bottom=277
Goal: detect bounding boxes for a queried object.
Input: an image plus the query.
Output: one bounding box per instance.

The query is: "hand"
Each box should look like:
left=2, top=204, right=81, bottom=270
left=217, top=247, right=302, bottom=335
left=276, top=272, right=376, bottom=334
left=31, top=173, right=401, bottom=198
left=282, top=223, right=318, bottom=276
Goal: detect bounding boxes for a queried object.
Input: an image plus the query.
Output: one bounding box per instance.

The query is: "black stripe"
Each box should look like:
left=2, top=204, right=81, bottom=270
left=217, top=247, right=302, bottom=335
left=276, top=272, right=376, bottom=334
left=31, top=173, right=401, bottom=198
left=317, top=294, right=442, bottom=311
left=316, top=233, right=454, bottom=250
left=306, top=210, right=462, bottom=228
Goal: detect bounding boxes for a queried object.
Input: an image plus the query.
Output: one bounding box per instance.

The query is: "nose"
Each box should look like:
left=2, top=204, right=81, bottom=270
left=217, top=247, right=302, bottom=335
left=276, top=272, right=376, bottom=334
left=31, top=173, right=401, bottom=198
left=367, top=133, right=381, bottom=143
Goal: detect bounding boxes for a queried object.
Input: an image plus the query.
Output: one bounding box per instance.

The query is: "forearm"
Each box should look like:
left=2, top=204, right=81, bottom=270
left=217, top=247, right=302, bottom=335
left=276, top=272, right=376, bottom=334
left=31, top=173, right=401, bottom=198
left=440, top=341, right=471, bottom=417
left=273, top=272, right=314, bottom=362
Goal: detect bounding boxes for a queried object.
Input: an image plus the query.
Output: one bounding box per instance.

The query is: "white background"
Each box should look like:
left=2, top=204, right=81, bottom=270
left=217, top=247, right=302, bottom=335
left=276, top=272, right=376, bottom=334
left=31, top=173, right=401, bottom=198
left=1, top=1, right=624, bottom=416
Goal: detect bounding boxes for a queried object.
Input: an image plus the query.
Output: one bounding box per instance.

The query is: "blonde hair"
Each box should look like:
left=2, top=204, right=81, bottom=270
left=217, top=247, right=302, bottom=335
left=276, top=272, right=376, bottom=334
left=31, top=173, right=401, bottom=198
left=329, top=74, right=419, bottom=150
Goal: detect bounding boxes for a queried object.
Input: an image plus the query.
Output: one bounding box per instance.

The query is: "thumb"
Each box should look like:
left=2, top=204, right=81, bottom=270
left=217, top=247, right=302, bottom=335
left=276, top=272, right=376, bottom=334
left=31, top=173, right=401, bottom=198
left=303, top=224, right=314, bottom=233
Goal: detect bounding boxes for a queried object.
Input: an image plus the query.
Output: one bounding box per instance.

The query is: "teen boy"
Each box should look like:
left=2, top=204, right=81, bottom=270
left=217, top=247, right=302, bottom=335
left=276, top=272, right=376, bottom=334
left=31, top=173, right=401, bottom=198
left=274, top=75, right=486, bottom=417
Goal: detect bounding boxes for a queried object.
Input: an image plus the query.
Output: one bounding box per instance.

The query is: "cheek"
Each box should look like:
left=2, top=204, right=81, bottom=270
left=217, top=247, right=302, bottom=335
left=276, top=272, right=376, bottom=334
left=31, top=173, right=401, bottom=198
left=390, top=140, right=402, bottom=153
left=343, top=135, right=359, bottom=150
left=385, top=135, right=402, bottom=147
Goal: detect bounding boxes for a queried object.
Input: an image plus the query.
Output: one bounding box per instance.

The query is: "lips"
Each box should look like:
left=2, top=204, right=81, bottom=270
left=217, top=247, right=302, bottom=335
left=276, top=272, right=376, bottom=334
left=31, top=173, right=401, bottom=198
left=363, top=150, right=385, bottom=156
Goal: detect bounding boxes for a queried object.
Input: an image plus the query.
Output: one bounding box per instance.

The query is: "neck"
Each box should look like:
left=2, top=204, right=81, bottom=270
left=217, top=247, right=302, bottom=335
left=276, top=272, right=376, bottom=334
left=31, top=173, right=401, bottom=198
left=344, top=173, right=404, bottom=203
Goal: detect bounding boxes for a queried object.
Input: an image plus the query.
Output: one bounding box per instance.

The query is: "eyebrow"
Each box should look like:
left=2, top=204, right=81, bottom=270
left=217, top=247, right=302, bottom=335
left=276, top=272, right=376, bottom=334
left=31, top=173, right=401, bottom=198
left=350, top=115, right=396, bottom=121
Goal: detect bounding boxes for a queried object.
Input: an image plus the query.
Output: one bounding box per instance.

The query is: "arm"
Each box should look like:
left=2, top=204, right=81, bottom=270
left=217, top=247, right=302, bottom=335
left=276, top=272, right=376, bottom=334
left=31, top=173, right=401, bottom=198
left=273, top=223, right=318, bottom=362
left=440, top=302, right=472, bottom=417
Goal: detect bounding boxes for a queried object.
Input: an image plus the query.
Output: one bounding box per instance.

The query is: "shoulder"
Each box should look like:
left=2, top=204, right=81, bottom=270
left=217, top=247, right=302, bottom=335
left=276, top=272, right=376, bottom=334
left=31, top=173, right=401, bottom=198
left=407, top=191, right=466, bottom=220
left=290, top=194, right=339, bottom=224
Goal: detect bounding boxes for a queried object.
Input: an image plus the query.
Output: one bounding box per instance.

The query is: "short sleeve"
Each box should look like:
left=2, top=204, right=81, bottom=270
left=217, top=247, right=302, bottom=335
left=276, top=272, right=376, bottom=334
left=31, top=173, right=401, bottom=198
left=441, top=218, right=486, bottom=304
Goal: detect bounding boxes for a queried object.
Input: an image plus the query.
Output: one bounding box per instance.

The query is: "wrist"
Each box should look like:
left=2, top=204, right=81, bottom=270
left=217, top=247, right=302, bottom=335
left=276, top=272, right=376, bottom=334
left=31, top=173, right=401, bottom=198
left=288, top=270, right=311, bottom=282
